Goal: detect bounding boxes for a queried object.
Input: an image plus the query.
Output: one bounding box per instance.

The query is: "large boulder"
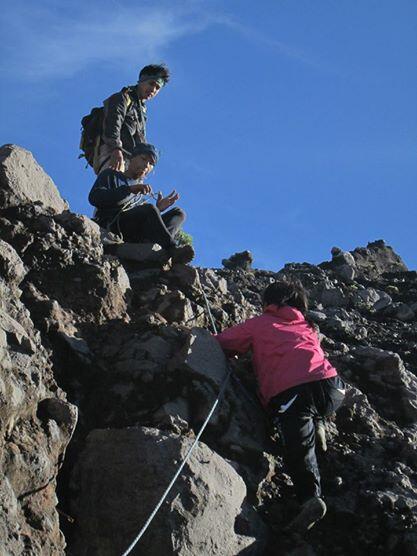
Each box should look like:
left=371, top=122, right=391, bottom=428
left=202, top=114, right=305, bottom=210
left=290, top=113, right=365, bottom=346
left=70, top=427, right=265, bottom=556
left=0, top=144, right=67, bottom=213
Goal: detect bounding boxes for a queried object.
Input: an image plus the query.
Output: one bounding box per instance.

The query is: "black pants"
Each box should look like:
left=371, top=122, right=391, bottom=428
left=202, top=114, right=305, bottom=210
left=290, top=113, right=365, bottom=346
left=111, top=204, right=186, bottom=249
left=269, top=376, right=345, bottom=503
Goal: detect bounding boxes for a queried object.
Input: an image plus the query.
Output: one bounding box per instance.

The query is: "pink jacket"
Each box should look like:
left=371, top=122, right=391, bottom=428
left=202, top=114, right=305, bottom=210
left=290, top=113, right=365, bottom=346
left=215, top=305, right=337, bottom=407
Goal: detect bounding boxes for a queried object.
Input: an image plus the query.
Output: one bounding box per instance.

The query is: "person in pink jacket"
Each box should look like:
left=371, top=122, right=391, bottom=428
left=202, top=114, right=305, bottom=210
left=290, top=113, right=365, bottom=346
left=215, top=278, right=346, bottom=534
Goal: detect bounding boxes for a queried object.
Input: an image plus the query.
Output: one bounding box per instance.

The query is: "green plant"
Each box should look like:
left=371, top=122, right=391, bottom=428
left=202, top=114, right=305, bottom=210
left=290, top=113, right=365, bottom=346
left=176, top=230, right=193, bottom=246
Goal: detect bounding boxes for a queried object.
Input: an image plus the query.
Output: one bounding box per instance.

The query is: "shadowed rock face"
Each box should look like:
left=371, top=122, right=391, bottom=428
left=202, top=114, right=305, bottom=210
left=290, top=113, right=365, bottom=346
left=0, top=232, right=77, bottom=555
left=1, top=145, right=417, bottom=556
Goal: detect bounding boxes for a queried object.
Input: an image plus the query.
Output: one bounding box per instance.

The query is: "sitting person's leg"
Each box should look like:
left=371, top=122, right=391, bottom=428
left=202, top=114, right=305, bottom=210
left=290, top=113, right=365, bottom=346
left=114, top=204, right=176, bottom=248
left=161, top=207, right=186, bottom=239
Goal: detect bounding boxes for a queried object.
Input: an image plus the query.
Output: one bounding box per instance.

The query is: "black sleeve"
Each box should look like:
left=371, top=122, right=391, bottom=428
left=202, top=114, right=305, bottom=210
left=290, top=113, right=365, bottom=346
left=88, top=170, right=132, bottom=208
left=102, top=92, right=128, bottom=150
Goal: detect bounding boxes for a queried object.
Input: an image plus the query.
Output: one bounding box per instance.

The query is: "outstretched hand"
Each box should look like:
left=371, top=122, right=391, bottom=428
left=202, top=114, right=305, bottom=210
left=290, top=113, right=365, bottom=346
left=156, top=190, right=180, bottom=212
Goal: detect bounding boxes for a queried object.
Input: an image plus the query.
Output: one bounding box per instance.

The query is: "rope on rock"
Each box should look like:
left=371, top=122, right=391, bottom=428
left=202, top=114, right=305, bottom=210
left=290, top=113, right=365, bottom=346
left=121, top=368, right=232, bottom=556
left=197, top=270, right=264, bottom=412
left=121, top=274, right=230, bottom=556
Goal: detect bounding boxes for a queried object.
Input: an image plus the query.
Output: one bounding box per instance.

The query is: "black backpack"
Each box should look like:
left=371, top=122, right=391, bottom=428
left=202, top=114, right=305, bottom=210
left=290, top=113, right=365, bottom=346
left=79, top=106, right=104, bottom=168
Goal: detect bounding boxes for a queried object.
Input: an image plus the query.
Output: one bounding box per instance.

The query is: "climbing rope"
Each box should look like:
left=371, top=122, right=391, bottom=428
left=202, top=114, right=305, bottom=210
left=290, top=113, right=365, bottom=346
left=120, top=274, right=230, bottom=556
left=108, top=191, right=158, bottom=240
left=196, top=271, right=264, bottom=413
left=121, top=368, right=231, bottom=556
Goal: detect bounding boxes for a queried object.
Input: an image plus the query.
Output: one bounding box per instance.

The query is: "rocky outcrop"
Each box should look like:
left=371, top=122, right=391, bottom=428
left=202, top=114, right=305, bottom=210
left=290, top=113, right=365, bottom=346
left=1, top=145, right=417, bottom=556
left=0, top=145, right=67, bottom=213
left=0, top=233, right=77, bottom=555
left=222, top=250, right=253, bottom=271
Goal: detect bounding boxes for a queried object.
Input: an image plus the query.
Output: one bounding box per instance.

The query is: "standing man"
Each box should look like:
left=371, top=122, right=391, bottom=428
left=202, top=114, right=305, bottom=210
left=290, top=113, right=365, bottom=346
left=93, top=64, right=170, bottom=175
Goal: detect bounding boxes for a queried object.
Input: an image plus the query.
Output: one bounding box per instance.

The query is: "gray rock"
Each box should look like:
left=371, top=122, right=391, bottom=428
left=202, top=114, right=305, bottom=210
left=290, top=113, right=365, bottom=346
left=129, top=268, right=161, bottom=288
left=222, top=250, right=253, bottom=271
left=351, top=239, right=408, bottom=280
left=171, top=244, right=195, bottom=264
left=0, top=239, right=26, bottom=287
left=0, top=144, right=67, bottom=213
left=166, top=263, right=200, bottom=292
left=70, top=427, right=265, bottom=556
left=373, top=291, right=393, bottom=311
left=200, top=269, right=229, bottom=296
left=155, top=290, right=195, bottom=324
left=170, top=328, right=227, bottom=388
left=37, top=398, right=78, bottom=436
left=0, top=309, right=35, bottom=353
left=321, top=286, right=347, bottom=307
left=331, top=246, right=356, bottom=266
left=59, top=332, right=93, bottom=364
left=383, top=302, right=415, bottom=322
left=154, top=397, right=191, bottom=425
left=307, top=310, right=327, bottom=323
left=112, top=242, right=171, bottom=264
left=129, top=335, right=173, bottom=365
left=330, top=247, right=357, bottom=281
left=352, top=288, right=381, bottom=308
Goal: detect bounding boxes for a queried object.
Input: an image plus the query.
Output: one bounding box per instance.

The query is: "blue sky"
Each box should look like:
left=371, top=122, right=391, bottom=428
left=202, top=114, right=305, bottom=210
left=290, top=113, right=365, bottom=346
left=1, top=0, right=416, bottom=270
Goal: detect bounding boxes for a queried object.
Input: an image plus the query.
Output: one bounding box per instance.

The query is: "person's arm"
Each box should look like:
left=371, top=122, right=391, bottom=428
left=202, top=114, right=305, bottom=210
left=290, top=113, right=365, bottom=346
left=102, top=92, right=130, bottom=170
left=88, top=171, right=133, bottom=208
left=102, top=92, right=129, bottom=151
left=215, top=320, right=253, bottom=355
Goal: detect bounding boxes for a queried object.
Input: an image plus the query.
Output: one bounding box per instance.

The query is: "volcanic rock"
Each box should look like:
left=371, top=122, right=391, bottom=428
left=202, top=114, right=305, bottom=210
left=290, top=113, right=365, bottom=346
left=69, top=427, right=265, bottom=556
left=0, top=144, right=67, bottom=213
left=1, top=146, right=417, bottom=556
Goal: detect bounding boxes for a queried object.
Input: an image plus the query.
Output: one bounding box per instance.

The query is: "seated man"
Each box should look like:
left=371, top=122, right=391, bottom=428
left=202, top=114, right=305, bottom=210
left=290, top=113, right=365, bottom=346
left=88, top=143, right=185, bottom=249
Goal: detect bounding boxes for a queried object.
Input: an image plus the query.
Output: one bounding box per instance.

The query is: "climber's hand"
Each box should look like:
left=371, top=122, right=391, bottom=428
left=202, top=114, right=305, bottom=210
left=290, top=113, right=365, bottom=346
left=156, top=190, right=179, bottom=212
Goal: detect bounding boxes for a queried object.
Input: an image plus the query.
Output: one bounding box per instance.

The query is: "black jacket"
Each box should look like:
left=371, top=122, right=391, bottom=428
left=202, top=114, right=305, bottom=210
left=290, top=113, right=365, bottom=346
left=88, top=169, right=136, bottom=225
left=102, top=86, right=147, bottom=155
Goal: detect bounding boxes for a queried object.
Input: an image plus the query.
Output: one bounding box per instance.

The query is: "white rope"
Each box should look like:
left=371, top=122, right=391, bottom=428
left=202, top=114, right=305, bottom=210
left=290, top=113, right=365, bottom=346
left=121, top=369, right=231, bottom=556
left=120, top=275, right=228, bottom=556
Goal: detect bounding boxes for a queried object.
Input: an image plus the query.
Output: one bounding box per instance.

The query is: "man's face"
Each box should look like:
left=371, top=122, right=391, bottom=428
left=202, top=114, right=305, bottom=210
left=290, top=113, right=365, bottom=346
left=129, top=154, right=154, bottom=179
left=137, top=79, right=163, bottom=101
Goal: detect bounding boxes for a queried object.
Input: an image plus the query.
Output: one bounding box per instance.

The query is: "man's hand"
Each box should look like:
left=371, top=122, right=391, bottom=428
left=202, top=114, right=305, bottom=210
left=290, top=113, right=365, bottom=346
left=130, top=183, right=153, bottom=195
left=109, top=148, right=124, bottom=171
left=156, top=190, right=179, bottom=212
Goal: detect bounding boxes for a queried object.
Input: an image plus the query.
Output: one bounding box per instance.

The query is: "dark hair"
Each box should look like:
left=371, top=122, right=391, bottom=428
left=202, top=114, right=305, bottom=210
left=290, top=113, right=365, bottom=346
left=139, top=64, right=170, bottom=83
left=263, top=277, right=309, bottom=314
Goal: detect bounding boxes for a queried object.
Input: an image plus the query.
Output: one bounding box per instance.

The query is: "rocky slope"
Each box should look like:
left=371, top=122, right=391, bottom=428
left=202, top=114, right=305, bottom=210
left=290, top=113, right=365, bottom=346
left=0, top=144, right=416, bottom=555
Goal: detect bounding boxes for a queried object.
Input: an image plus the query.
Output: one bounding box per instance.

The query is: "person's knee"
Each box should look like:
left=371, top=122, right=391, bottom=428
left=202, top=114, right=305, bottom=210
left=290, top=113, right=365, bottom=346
left=171, top=207, right=186, bottom=222
left=144, top=203, right=159, bottom=215
left=140, top=203, right=161, bottom=222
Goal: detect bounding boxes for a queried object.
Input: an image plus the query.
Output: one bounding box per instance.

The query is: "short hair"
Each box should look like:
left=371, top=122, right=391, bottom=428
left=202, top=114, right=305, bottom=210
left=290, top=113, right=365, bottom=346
left=130, top=143, right=159, bottom=165
left=139, top=64, right=170, bottom=83
left=263, top=277, right=309, bottom=314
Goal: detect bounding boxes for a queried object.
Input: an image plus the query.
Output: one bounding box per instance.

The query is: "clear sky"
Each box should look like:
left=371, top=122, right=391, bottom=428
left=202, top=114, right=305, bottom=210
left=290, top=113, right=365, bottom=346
left=1, top=0, right=416, bottom=270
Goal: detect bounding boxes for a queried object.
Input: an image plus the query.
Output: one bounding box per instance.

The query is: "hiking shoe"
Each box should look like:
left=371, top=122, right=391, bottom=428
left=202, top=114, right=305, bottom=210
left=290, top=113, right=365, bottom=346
left=171, top=244, right=195, bottom=264
left=315, top=420, right=327, bottom=452
left=286, top=497, right=327, bottom=535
